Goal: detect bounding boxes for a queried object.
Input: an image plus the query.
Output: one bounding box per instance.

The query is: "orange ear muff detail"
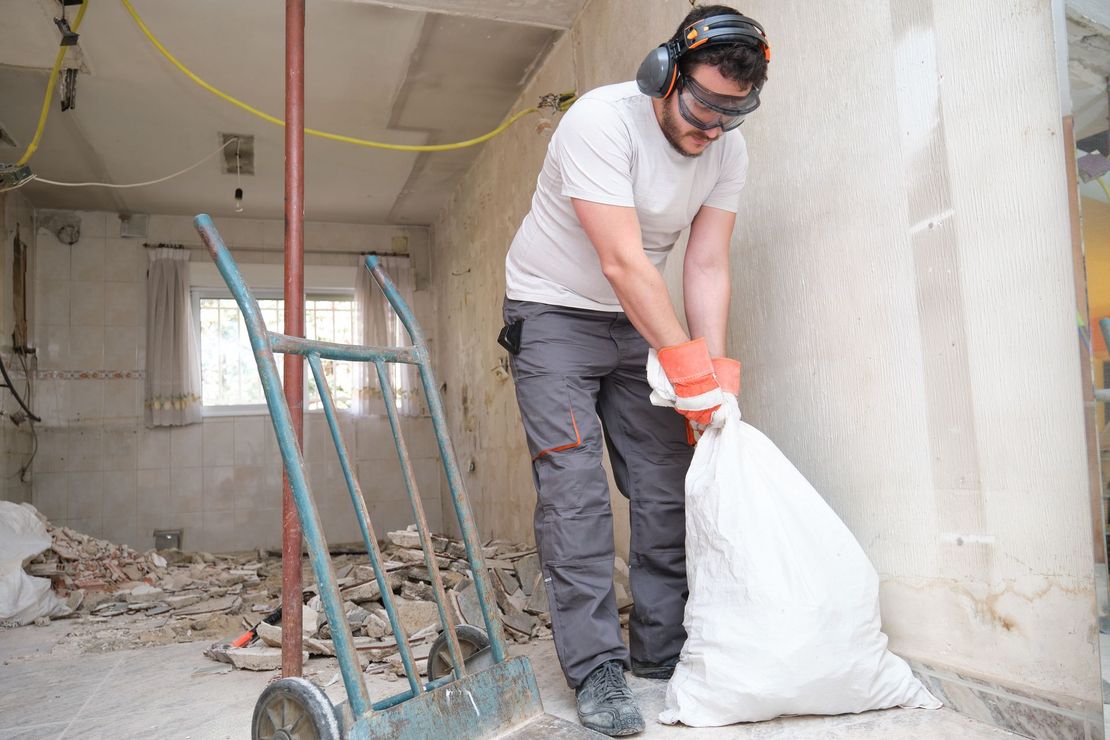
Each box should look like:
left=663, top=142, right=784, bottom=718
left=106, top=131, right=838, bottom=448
left=764, top=44, right=771, bottom=61
left=689, top=38, right=709, bottom=50
left=663, top=65, right=679, bottom=98
left=687, top=29, right=698, bottom=41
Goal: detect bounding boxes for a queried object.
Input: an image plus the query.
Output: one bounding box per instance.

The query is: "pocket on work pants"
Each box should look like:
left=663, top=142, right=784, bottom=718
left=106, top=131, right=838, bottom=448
left=513, top=376, right=584, bottom=461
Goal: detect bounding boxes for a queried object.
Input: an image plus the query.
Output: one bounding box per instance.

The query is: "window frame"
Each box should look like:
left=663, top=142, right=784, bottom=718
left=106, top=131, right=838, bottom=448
left=192, top=287, right=357, bottom=417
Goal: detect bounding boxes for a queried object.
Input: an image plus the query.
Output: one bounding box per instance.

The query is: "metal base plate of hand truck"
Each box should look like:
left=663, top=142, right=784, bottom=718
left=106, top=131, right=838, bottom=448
left=346, top=657, right=601, bottom=738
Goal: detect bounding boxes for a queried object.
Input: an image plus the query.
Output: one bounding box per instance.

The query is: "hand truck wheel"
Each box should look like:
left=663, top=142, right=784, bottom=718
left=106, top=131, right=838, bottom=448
left=251, top=677, right=341, bottom=740
left=426, top=624, right=493, bottom=681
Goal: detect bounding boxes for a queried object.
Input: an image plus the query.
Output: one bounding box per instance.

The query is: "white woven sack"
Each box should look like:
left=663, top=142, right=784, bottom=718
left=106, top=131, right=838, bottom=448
left=0, top=502, right=70, bottom=625
left=647, top=352, right=940, bottom=726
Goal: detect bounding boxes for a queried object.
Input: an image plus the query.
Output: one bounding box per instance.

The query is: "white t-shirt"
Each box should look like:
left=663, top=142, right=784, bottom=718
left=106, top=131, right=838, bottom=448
left=505, top=80, right=748, bottom=312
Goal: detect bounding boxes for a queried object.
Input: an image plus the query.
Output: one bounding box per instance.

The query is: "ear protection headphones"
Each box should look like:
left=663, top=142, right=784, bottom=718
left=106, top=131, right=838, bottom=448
left=636, top=13, right=770, bottom=99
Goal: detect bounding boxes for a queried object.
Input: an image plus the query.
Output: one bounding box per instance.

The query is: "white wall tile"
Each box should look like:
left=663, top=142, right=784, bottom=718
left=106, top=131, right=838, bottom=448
left=37, top=282, right=70, bottom=325
left=103, top=326, right=138, bottom=370
left=103, top=379, right=141, bottom=420
left=104, top=283, right=140, bottom=327
left=356, top=418, right=401, bottom=460
left=170, top=423, right=203, bottom=468
left=70, top=282, right=105, bottom=328
left=69, top=326, right=105, bottom=369
left=105, top=239, right=139, bottom=281
left=232, top=507, right=282, bottom=549
left=101, top=426, right=139, bottom=470
left=67, top=380, right=105, bottom=423
left=202, top=419, right=235, bottom=467
left=171, top=470, right=203, bottom=514
left=67, top=427, right=103, bottom=472
left=203, top=466, right=236, bottom=513
left=78, top=212, right=107, bottom=239
left=101, top=516, right=141, bottom=550
left=32, top=471, right=68, bottom=520
left=36, top=232, right=70, bottom=280
left=102, top=470, right=138, bottom=520
left=32, top=381, right=64, bottom=426
left=35, top=324, right=69, bottom=370
left=234, top=465, right=279, bottom=511
left=136, top=467, right=171, bottom=517
left=137, top=428, right=171, bottom=469
left=71, top=241, right=105, bottom=282
left=234, top=417, right=271, bottom=466
left=67, top=471, right=104, bottom=525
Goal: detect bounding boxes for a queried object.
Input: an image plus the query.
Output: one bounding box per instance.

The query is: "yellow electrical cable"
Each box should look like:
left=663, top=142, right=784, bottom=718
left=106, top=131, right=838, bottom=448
left=16, top=0, right=89, bottom=166
left=119, top=0, right=559, bottom=152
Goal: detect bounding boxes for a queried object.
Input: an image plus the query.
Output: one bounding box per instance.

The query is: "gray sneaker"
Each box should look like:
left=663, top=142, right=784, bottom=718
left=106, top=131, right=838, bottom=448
left=575, top=660, right=645, bottom=736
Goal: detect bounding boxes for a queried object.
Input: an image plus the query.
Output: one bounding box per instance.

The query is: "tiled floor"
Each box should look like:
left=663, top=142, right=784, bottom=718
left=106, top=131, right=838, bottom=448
left=0, top=622, right=1023, bottom=739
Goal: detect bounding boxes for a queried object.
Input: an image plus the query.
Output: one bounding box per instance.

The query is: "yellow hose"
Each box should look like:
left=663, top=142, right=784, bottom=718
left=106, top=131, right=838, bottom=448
left=16, top=1, right=89, bottom=166
left=118, top=0, right=549, bottom=152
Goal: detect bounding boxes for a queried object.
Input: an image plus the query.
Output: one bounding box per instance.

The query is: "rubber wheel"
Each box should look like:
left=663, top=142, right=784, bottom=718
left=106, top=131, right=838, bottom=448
left=251, top=677, right=340, bottom=740
left=426, top=624, right=491, bottom=681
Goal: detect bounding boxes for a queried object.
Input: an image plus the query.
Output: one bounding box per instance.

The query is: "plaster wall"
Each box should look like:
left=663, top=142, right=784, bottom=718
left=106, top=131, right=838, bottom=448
left=29, top=209, right=442, bottom=553
left=430, top=0, right=1101, bottom=717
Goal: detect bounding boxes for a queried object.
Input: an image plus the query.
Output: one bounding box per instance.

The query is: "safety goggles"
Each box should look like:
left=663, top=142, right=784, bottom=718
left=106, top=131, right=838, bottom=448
left=676, top=75, right=761, bottom=131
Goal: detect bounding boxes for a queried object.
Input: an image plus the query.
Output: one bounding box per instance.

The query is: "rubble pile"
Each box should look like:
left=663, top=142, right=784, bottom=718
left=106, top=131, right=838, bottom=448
left=14, top=516, right=634, bottom=678
left=215, top=527, right=630, bottom=676
left=23, top=519, right=278, bottom=629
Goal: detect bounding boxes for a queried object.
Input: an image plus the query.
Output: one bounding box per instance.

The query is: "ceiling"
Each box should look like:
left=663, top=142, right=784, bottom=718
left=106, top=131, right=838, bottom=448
left=0, top=0, right=587, bottom=224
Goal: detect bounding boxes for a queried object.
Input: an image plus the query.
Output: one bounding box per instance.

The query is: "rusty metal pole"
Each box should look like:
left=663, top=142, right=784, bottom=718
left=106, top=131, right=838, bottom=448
left=281, top=0, right=306, bottom=678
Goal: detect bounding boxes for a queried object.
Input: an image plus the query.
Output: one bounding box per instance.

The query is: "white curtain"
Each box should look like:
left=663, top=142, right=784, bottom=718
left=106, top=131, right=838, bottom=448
left=354, top=255, right=422, bottom=417
left=145, top=247, right=203, bottom=426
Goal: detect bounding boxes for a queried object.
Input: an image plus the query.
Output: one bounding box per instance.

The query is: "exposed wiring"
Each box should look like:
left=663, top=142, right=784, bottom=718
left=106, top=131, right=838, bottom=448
left=16, top=1, right=89, bottom=166
left=13, top=351, right=37, bottom=484
left=0, top=177, right=37, bottom=195
left=26, top=138, right=238, bottom=189
left=118, top=0, right=575, bottom=152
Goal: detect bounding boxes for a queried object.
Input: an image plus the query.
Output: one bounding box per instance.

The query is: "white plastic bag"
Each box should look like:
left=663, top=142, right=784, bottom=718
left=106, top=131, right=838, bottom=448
left=647, top=352, right=939, bottom=726
left=0, top=502, right=71, bottom=625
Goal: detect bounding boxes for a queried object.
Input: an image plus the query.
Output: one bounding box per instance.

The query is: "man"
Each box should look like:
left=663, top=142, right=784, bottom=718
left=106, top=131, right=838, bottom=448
left=500, top=5, right=769, bottom=736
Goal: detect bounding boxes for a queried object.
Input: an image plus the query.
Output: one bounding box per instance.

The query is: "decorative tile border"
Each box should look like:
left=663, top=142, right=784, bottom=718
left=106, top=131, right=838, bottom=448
left=908, top=659, right=1104, bottom=740
left=32, top=370, right=144, bottom=380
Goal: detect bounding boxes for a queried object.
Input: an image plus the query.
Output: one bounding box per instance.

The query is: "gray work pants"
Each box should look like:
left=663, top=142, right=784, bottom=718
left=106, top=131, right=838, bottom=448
left=502, top=298, right=693, bottom=688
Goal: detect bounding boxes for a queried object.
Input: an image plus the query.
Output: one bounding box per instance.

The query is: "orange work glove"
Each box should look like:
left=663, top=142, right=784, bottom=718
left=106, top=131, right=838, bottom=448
left=712, top=357, right=741, bottom=397
left=657, top=338, right=723, bottom=427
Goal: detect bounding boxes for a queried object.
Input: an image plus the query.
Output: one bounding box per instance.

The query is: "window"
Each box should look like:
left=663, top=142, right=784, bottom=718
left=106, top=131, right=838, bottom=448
left=196, top=291, right=356, bottom=413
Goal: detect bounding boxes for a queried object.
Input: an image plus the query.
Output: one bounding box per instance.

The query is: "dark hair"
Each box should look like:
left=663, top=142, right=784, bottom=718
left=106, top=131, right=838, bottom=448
left=674, top=4, right=768, bottom=87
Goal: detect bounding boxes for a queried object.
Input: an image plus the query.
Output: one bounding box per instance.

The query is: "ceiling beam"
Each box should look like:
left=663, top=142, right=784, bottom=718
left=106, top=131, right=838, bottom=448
left=338, top=0, right=581, bottom=31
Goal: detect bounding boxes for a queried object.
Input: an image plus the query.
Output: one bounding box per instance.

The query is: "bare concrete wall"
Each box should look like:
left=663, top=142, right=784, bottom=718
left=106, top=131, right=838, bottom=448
left=429, top=0, right=1102, bottom=720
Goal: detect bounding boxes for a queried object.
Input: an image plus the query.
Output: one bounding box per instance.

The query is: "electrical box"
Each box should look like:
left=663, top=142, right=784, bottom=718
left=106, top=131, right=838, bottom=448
left=153, top=529, right=183, bottom=551
left=0, top=164, right=32, bottom=189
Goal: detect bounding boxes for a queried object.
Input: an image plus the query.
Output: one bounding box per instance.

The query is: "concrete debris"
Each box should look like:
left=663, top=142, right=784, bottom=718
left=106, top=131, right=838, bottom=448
left=226, top=646, right=308, bottom=671
left=13, top=516, right=613, bottom=677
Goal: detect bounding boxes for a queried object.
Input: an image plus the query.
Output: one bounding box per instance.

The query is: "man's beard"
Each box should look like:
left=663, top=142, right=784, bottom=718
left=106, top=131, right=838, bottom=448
left=660, top=102, right=709, bottom=159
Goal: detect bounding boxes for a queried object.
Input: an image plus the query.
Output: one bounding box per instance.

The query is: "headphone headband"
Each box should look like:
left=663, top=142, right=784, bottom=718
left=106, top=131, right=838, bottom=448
left=678, top=14, right=769, bottom=60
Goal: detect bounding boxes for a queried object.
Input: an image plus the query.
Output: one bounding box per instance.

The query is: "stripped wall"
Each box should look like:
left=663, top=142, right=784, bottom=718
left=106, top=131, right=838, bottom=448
left=429, top=0, right=1103, bottom=729
left=0, top=191, right=36, bottom=505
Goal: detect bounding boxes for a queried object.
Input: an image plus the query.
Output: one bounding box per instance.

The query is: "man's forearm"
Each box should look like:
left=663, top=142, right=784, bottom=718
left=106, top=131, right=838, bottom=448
left=683, top=264, right=729, bottom=358
left=603, top=257, right=689, bottom=350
